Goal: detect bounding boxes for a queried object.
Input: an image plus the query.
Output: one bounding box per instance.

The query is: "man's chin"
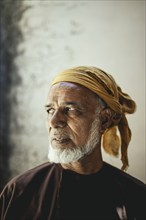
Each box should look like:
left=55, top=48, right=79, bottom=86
left=48, top=144, right=84, bottom=164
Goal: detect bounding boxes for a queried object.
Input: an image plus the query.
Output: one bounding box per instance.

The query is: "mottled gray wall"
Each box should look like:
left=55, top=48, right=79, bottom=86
left=0, top=0, right=27, bottom=190
left=0, top=0, right=145, bottom=189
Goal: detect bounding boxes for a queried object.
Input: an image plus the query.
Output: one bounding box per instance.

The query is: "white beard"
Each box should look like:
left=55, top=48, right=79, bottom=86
left=48, top=117, right=100, bottom=164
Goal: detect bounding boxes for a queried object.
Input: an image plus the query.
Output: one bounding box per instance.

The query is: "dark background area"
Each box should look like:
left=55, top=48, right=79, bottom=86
left=0, top=0, right=26, bottom=191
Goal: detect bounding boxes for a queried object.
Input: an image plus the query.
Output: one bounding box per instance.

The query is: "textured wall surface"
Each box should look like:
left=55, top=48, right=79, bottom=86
left=0, top=0, right=27, bottom=190
left=1, top=0, right=145, bottom=189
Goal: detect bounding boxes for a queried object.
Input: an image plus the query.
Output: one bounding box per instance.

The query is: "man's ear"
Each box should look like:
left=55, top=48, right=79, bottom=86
left=99, top=108, right=113, bottom=133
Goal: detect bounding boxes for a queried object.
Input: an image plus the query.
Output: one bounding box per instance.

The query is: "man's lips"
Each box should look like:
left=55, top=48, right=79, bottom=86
left=52, top=137, right=71, bottom=144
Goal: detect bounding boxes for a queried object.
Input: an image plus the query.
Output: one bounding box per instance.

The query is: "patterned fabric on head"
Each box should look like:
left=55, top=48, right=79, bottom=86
left=51, top=66, right=136, bottom=171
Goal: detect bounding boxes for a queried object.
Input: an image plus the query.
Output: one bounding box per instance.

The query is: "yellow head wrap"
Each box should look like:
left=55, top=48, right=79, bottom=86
left=51, top=66, right=136, bottom=171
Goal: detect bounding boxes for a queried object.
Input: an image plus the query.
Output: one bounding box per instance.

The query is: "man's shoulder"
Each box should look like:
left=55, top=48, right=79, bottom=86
left=0, top=163, right=62, bottom=219
left=104, top=162, right=146, bottom=190
left=2, top=162, right=61, bottom=194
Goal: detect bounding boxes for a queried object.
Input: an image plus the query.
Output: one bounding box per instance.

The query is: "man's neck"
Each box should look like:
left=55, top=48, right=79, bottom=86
left=61, top=147, right=103, bottom=175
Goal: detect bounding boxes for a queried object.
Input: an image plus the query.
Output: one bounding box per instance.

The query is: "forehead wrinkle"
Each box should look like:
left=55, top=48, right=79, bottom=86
left=48, top=89, right=84, bottom=105
left=47, top=81, right=101, bottom=111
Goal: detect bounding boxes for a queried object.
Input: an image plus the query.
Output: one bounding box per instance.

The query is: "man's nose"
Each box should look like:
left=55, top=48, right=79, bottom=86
left=49, top=109, right=67, bottom=128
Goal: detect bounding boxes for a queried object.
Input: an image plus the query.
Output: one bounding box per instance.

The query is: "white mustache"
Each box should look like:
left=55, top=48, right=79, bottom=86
left=49, top=131, right=71, bottom=142
left=48, top=117, right=101, bottom=164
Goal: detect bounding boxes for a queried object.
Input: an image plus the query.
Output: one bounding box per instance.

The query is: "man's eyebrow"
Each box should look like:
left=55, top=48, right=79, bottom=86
left=63, top=102, right=87, bottom=111
left=64, top=101, right=81, bottom=106
left=45, top=104, right=52, bottom=108
left=63, top=101, right=86, bottom=108
left=45, top=102, right=84, bottom=108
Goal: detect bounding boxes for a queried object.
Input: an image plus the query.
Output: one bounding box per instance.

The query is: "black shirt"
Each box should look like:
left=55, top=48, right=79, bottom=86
left=0, top=162, right=146, bottom=220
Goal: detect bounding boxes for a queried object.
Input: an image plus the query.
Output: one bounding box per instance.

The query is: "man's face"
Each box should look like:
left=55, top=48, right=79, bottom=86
left=45, top=82, right=102, bottom=163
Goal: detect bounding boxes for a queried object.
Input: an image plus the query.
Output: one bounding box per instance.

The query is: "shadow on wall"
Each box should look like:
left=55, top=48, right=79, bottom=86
left=0, top=0, right=29, bottom=191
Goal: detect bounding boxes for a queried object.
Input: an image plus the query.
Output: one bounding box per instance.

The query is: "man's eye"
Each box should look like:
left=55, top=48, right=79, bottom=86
left=47, top=108, right=55, bottom=115
left=65, top=107, right=75, bottom=112
left=64, top=107, right=81, bottom=115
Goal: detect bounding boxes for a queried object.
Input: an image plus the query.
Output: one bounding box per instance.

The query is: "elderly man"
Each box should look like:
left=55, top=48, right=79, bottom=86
left=0, top=66, right=145, bottom=220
